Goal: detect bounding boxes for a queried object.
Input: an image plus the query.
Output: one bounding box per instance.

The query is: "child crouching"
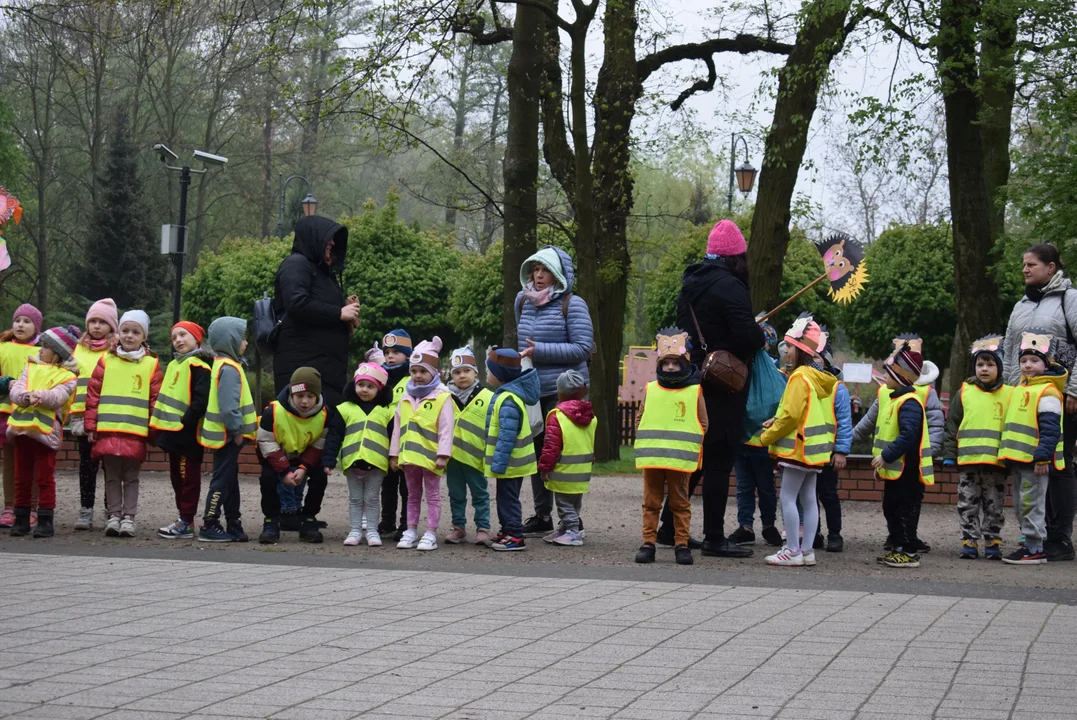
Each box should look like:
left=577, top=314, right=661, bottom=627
left=538, top=370, right=595, bottom=547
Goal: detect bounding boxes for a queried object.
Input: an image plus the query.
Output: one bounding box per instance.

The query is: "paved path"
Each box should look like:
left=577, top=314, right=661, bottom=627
left=1, top=552, right=1075, bottom=720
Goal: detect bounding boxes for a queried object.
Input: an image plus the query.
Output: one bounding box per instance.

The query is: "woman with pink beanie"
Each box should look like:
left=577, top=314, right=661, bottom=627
left=0, top=303, right=42, bottom=528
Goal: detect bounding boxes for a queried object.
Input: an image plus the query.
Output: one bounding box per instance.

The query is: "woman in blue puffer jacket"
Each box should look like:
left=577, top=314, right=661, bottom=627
left=514, top=247, right=595, bottom=537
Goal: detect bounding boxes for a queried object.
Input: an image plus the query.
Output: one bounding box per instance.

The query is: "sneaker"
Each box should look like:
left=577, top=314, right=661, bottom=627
left=74, top=507, right=94, bottom=531
left=655, top=524, right=675, bottom=546
left=158, top=519, right=194, bottom=539
left=258, top=518, right=280, bottom=544
left=105, top=515, right=121, bottom=537
left=0, top=506, right=13, bottom=528
left=1002, top=547, right=1047, bottom=565
left=907, top=538, right=931, bottom=554
left=32, top=510, right=54, bottom=538
left=118, top=516, right=136, bottom=538
left=727, top=526, right=756, bottom=546
left=198, top=524, right=234, bottom=543
left=883, top=535, right=895, bottom=551
left=882, top=550, right=921, bottom=568
left=826, top=534, right=844, bottom=553
left=393, top=526, right=406, bottom=542
left=417, top=532, right=438, bottom=551
left=674, top=545, right=693, bottom=565
left=544, top=530, right=567, bottom=544
left=984, top=539, right=1003, bottom=560
left=298, top=517, right=323, bottom=544
left=1046, top=541, right=1076, bottom=562
left=552, top=530, right=583, bottom=547
left=397, top=529, right=418, bottom=549
left=959, top=539, right=979, bottom=560
left=30, top=511, right=38, bottom=528
left=227, top=521, right=249, bottom=543
left=475, top=529, right=491, bottom=545
left=761, top=525, right=783, bottom=547
left=522, top=515, right=553, bottom=538
left=635, top=543, right=656, bottom=564
left=802, top=550, right=817, bottom=566
left=445, top=527, right=468, bottom=544
left=490, top=534, right=526, bottom=551
left=377, top=520, right=396, bottom=536
left=279, top=512, right=300, bottom=532
left=344, top=530, right=363, bottom=546
left=765, top=546, right=804, bottom=566
left=366, top=530, right=382, bottom=547
left=701, top=538, right=753, bottom=558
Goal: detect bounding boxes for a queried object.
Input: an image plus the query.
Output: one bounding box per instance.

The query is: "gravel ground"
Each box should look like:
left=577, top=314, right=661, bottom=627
left=4, top=470, right=1076, bottom=590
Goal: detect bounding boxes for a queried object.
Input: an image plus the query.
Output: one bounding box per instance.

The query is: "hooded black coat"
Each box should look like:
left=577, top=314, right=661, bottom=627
left=272, top=216, right=350, bottom=407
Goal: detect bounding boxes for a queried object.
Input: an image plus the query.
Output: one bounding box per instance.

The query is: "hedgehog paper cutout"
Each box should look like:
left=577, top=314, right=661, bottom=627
left=815, top=233, right=868, bottom=304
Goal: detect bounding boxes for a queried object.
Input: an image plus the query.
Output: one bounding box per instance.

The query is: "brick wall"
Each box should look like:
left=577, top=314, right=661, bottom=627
left=55, top=441, right=263, bottom=476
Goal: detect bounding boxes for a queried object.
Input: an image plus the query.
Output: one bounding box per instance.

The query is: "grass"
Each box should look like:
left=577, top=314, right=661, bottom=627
left=594, top=446, right=640, bottom=475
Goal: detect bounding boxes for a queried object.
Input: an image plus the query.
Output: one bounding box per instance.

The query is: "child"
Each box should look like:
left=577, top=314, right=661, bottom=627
left=152, top=321, right=212, bottom=540
left=256, top=367, right=329, bottom=544
left=70, top=299, right=117, bottom=530
left=0, top=303, right=42, bottom=528
left=634, top=329, right=708, bottom=566
left=484, top=347, right=541, bottom=551
left=445, top=347, right=493, bottom=545
left=942, top=335, right=1011, bottom=560
left=817, top=340, right=851, bottom=553
left=6, top=326, right=80, bottom=537
left=84, top=310, right=163, bottom=538
left=390, top=337, right=454, bottom=551
left=323, top=350, right=393, bottom=547
left=537, top=369, right=595, bottom=547
left=758, top=316, right=836, bottom=567
left=198, top=317, right=257, bottom=542
left=871, top=338, right=934, bottom=568
left=998, top=331, right=1066, bottom=565
left=379, top=329, right=412, bottom=539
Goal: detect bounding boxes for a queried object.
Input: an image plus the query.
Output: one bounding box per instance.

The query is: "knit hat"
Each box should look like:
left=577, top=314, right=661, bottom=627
left=13, top=303, right=42, bottom=336
left=382, top=329, right=413, bottom=354
left=556, top=369, right=587, bottom=399
left=86, top=298, right=118, bottom=334
left=970, top=334, right=1003, bottom=370
left=450, top=346, right=478, bottom=373
left=884, top=340, right=924, bottom=386
left=118, top=310, right=150, bottom=337
left=486, top=347, right=523, bottom=384
left=410, top=336, right=443, bottom=377
left=706, top=219, right=747, bottom=257
left=172, top=321, right=205, bottom=346
left=1018, top=330, right=1053, bottom=364
left=354, top=361, right=389, bottom=390
left=365, top=343, right=386, bottom=365
left=40, top=325, right=82, bottom=362
left=784, top=313, right=827, bottom=356
left=655, top=327, right=691, bottom=363
left=289, top=367, right=322, bottom=397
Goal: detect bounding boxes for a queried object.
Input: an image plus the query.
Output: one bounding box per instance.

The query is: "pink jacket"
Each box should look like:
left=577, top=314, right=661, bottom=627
left=5, top=359, right=78, bottom=450
left=389, top=385, right=455, bottom=460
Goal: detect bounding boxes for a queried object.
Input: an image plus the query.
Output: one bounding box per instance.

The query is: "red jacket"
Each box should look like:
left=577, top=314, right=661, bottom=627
left=85, top=347, right=164, bottom=463
left=538, top=400, right=594, bottom=473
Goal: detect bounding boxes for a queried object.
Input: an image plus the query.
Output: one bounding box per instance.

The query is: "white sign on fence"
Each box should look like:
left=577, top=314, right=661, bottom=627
left=842, top=362, right=876, bottom=384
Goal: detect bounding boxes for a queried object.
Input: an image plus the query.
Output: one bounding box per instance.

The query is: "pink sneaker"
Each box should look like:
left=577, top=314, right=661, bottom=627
left=475, top=529, right=491, bottom=545
left=0, top=506, right=13, bottom=528
left=446, top=527, right=468, bottom=544
left=29, top=511, right=38, bottom=528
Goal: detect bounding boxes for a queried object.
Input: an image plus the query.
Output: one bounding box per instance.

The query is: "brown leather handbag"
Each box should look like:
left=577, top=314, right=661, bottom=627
left=690, top=305, right=749, bottom=394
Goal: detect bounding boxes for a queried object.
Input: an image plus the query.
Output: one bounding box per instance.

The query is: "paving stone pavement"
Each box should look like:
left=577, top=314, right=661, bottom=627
left=2, top=552, right=1076, bottom=720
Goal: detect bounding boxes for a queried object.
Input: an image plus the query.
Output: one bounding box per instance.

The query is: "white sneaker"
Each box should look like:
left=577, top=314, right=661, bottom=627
left=105, top=515, right=121, bottom=537
left=802, top=551, right=817, bottom=566
left=74, top=507, right=93, bottom=531
left=417, top=532, right=438, bottom=551
left=366, top=530, right=382, bottom=547
left=118, top=516, right=136, bottom=538
left=765, top=546, right=804, bottom=566
left=397, top=529, right=418, bottom=549
left=343, top=530, right=363, bottom=546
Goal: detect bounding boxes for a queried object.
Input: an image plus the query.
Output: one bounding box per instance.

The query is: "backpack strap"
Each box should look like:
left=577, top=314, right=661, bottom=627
left=562, top=292, right=571, bottom=319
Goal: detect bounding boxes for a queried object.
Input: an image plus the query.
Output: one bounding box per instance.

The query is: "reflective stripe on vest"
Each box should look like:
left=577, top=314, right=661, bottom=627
left=337, top=402, right=392, bottom=472
left=70, top=344, right=106, bottom=416
left=998, top=380, right=1066, bottom=471
left=271, top=401, right=327, bottom=455
left=0, top=342, right=38, bottom=416
left=767, top=369, right=836, bottom=467
left=634, top=382, right=703, bottom=472
left=149, top=356, right=209, bottom=432
left=399, top=393, right=454, bottom=474
left=956, top=382, right=1012, bottom=467
left=199, top=357, right=257, bottom=449
left=452, top=387, right=493, bottom=472
left=96, top=353, right=158, bottom=436
left=875, top=392, right=935, bottom=484
left=485, top=391, right=537, bottom=478
left=545, top=408, right=596, bottom=493
left=7, top=362, right=77, bottom=434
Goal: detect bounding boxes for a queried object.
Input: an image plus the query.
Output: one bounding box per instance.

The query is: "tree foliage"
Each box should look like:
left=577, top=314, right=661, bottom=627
left=0, top=96, right=24, bottom=186
left=450, top=241, right=504, bottom=349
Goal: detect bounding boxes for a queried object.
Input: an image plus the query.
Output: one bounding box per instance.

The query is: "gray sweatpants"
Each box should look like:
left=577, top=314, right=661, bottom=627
left=1013, top=465, right=1048, bottom=553
left=103, top=456, right=141, bottom=517
left=554, top=492, right=583, bottom=532
left=347, top=467, right=384, bottom=534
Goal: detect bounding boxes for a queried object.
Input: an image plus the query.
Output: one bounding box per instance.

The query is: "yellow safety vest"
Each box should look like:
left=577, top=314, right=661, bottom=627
left=0, top=341, right=38, bottom=416
left=337, top=402, right=392, bottom=472
left=634, top=382, right=704, bottom=472
left=485, top=391, right=537, bottom=478
left=545, top=408, right=596, bottom=493
left=399, top=392, right=454, bottom=474
left=999, top=379, right=1066, bottom=470
left=70, top=344, right=106, bottom=416
left=819, top=380, right=844, bottom=452
left=149, top=355, right=210, bottom=432
left=199, top=357, right=257, bottom=449
left=392, top=375, right=409, bottom=407
left=874, top=392, right=935, bottom=484
left=271, top=401, right=327, bottom=456
left=7, top=362, right=77, bottom=435
left=956, top=382, right=1012, bottom=467
left=452, top=387, right=494, bottom=472
left=767, top=369, right=836, bottom=467
left=96, top=353, right=159, bottom=437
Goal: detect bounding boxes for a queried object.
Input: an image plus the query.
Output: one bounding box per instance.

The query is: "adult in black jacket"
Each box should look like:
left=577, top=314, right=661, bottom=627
left=674, top=220, right=765, bottom=558
left=272, top=216, right=360, bottom=408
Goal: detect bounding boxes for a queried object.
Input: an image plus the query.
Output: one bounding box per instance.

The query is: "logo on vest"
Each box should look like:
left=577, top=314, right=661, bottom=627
left=132, top=375, right=143, bottom=393
left=422, top=400, right=433, bottom=411
left=675, top=401, right=686, bottom=419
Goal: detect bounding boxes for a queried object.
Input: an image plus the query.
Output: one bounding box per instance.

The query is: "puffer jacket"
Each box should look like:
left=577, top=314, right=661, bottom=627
left=514, top=247, right=594, bottom=398
left=85, top=347, right=164, bottom=463
left=486, top=369, right=541, bottom=476
left=1004, top=270, right=1077, bottom=396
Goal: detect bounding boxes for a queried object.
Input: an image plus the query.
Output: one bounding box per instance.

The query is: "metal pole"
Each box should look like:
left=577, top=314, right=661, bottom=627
left=173, top=165, right=191, bottom=325
left=727, top=133, right=736, bottom=214
left=276, top=172, right=284, bottom=238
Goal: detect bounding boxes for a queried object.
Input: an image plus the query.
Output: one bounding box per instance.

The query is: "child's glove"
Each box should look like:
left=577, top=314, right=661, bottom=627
left=943, top=459, right=956, bottom=468
left=0, top=376, right=12, bottom=397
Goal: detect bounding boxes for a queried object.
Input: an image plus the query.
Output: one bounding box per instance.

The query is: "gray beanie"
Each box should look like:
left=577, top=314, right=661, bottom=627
left=556, top=369, right=588, bottom=398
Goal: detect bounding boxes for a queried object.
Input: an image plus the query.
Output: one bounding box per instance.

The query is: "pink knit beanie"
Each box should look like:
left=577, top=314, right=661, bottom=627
left=410, top=336, right=443, bottom=378
left=354, top=362, right=389, bottom=390
left=706, top=220, right=747, bottom=257
left=13, top=303, right=42, bottom=336
left=86, top=298, right=119, bottom=334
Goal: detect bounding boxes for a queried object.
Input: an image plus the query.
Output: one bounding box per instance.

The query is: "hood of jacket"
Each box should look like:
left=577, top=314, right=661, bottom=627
left=208, top=317, right=247, bottom=363
left=556, top=399, right=594, bottom=426
left=520, top=246, right=574, bottom=298
left=275, top=385, right=325, bottom=419
left=291, top=216, right=348, bottom=273
left=494, top=368, right=541, bottom=406
left=1025, top=362, right=1069, bottom=391
left=794, top=365, right=838, bottom=399
left=1035, top=268, right=1073, bottom=298
left=916, top=360, right=940, bottom=386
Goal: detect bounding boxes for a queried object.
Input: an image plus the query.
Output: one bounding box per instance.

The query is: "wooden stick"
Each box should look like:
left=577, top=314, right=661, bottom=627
left=757, top=272, right=828, bottom=324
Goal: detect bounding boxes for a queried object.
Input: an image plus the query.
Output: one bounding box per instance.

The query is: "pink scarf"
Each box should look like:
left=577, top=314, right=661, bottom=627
left=522, top=283, right=554, bottom=308
left=83, top=335, right=113, bottom=352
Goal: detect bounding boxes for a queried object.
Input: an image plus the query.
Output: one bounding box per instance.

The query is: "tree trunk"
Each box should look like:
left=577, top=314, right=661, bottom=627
left=261, top=81, right=275, bottom=239
left=980, top=0, right=1017, bottom=243
left=446, top=42, right=474, bottom=230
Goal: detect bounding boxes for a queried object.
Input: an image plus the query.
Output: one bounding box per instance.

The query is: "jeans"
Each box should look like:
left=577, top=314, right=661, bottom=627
left=528, top=394, right=559, bottom=520
left=203, top=441, right=243, bottom=524
left=348, top=467, right=384, bottom=533
left=1046, top=408, right=1077, bottom=547
left=278, top=478, right=306, bottom=513
left=816, top=464, right=842, bottom=536
left=778, top=466, right=818, bottom=554
left=495, top=477, right=524, bottom=537
left=734, top=450, right=777, bottom=529
left=77, top=435, right=101, bottom=510
left=259, top=463, right=327, bottom=519
left=446, top=459, right=490, bottom=530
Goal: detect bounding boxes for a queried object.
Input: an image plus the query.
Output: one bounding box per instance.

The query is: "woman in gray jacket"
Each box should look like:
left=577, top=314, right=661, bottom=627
left=1002, top=243, right=1077, bottom=561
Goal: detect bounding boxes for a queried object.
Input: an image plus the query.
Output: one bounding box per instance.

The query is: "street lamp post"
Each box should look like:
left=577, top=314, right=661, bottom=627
left=727, top=133, right=758, bottom=213
left=277, top=174, right=318, bottom=238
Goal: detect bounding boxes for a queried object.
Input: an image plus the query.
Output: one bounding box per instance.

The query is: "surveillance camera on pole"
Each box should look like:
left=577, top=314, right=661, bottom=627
left=153, top=143, right=178, bottom=162
left=193, top=150, right=228, bottom=168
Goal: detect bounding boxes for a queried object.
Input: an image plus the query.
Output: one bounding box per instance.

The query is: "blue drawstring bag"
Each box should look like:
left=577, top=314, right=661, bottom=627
left=742, top=349, right=787, bottom=443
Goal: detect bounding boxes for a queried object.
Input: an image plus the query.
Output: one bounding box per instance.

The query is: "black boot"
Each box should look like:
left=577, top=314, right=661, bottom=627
left=826, top=534, right=844, bottom=553
left=32, top=509, right=54, bottom=538
left=701, top=537, right=753, bottom=558
left=279, top=511, right=300, bottom=532
left=635, top=543, right=656, bottom=564
left=258, top=518, right=280, bottom=544
left=299, top=516, right=323, bottom=544
left=9, top=507, right=31, bottom=537
left=675, top=545, right=694, bottom=565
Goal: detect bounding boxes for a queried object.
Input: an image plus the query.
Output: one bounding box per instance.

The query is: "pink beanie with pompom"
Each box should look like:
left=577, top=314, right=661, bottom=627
left=706, top=220, right=747, bottom=257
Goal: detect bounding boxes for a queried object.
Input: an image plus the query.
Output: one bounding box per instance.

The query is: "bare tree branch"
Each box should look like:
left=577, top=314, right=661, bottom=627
left=637, top=34, right=795, bottom=84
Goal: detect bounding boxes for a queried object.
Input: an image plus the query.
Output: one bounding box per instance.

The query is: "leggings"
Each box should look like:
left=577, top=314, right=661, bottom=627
left=779, top=466, right=818, bottom=554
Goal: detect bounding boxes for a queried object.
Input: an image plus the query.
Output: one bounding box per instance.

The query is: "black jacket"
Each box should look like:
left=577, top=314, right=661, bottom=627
left=154, top=353, right=213, bottom=456
left=322, top=375, right=394, bottom=470
left=272, top=216, right=350, bottom=407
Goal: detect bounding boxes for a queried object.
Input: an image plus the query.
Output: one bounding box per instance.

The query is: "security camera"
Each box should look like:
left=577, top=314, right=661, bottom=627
left=193, top=150, right=228, bottom=167
left=153, top=143, right=178, bottom=162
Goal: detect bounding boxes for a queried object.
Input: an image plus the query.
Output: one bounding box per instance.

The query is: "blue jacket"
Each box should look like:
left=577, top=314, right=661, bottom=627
left=833, top=382, right=853, bottom=455
left=881, top=387, right=924, bottom=466
left=514, top=247, right=595, bottom=397
left=486, top=369, right=541, bottom=476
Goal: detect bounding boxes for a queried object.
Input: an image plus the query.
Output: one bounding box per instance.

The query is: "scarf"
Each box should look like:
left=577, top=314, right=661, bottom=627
left=407, top=374, right=442, bottom=399
left=522, top=282, right=555, bottom=308
left=174, top=348, right=202, bottom=362
left=1025, top=283, right=1047, bottom=302
left=450, top=381, right=479, bottom=406
left=657, top=361, right=701, bottom=389
left=83, top=335, right=113, bottom=352
left=116, top=345, right=146, bottom=362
